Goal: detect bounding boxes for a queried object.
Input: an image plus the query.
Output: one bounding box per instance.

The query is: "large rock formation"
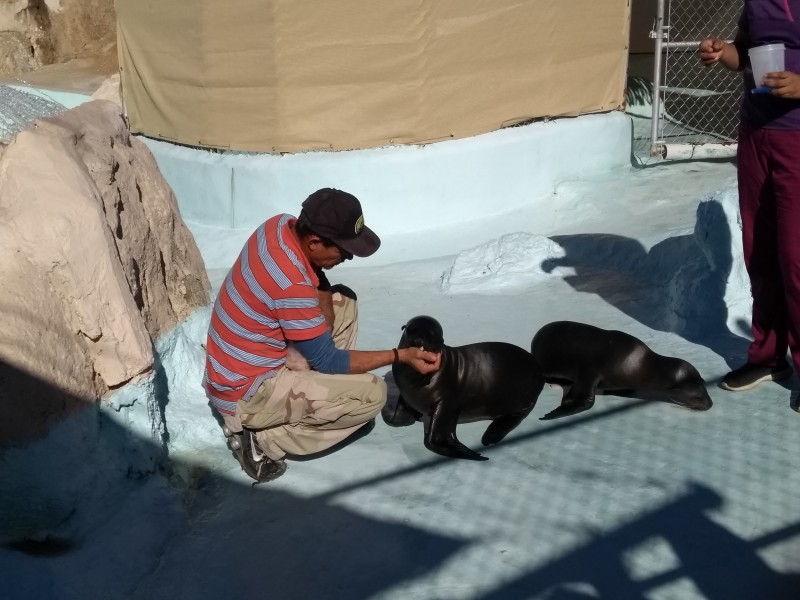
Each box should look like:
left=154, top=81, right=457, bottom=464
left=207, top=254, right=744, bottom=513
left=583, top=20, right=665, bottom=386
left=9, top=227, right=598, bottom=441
left=0, top=98, right=211, bottom=446
left=0, top=0, right=116, bottom=84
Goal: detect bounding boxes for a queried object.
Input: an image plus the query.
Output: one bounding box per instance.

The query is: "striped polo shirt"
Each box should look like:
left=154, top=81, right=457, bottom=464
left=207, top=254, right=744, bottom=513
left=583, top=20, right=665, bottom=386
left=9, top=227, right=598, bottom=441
left=203, top=214, right=327, bottom=415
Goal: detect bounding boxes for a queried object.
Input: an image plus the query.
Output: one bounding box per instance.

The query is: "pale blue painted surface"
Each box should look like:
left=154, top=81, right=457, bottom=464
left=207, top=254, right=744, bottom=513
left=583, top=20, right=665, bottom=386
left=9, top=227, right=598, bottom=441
left=9, top=85, right=92, bottom=109
left=141, top=111, right=633, bottom=269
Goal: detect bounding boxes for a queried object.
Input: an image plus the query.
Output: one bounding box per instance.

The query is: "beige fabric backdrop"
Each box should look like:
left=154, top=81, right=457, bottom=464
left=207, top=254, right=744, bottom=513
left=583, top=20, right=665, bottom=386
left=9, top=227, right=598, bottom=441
left=116, top=0, right=630, bottom=153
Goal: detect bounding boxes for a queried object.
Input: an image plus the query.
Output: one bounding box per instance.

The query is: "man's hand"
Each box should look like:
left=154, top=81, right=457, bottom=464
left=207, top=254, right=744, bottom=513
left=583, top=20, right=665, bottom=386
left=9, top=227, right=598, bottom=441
left=764, top=71, right=800, bottom=99
left=698, top=38, right=726, bottom=65
left=399, top=347, right=441, bottom=375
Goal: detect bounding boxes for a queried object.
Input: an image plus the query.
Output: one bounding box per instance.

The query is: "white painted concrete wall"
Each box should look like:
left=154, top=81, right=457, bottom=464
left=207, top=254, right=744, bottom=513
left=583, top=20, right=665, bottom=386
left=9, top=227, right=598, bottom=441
left=142, top=111, right=633, bottom=269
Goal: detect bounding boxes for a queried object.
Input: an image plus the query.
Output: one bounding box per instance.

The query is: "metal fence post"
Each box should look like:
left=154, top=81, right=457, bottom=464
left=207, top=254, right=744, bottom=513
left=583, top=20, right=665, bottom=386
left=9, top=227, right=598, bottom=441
left=650, top=0, right=668, bottom=158
left=649, top=0, right=741, bottom=160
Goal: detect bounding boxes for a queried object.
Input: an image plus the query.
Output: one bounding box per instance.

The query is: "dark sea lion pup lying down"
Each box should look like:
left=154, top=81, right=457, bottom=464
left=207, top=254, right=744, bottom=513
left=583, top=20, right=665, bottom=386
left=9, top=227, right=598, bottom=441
left=383, top=315, right=545, bottom=461
left=530, top=320, right=713, bottom=420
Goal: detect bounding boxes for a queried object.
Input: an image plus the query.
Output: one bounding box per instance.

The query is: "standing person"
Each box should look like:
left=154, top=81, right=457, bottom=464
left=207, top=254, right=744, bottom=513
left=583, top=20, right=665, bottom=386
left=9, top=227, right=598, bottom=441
left=699, top=0, right=800, bottom=407
left=202, top=188, right=441, bottom=483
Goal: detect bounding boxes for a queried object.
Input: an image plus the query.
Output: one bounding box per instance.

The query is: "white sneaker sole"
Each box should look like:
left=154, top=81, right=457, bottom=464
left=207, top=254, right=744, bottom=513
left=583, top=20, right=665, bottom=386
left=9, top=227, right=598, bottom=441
left=719, top=368, right=792, bottom=392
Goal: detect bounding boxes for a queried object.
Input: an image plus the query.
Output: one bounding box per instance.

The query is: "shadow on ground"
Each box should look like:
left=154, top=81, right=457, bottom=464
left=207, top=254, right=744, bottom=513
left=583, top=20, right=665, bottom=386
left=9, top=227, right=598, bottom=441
left=474, top=483, right=800, bottom=600
left=2, top=358, right=798, bottom=599
left=541, top=198, right=750, bottom=369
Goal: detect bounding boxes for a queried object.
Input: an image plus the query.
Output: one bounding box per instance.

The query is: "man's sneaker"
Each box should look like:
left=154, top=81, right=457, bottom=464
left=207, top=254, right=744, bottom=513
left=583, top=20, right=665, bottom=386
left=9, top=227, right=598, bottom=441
left=719, top=362, right=792, bottom=392
left=224, top=427, right=286, bottom=484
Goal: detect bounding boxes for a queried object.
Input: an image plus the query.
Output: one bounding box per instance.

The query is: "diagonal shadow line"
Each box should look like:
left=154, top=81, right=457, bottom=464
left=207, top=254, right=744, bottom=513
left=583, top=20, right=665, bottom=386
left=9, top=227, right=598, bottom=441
left=314, top=399, right=651, bottom=502
left=484, top=399, right=653, bottom=449
left=752, top=520, right=800, bottom=549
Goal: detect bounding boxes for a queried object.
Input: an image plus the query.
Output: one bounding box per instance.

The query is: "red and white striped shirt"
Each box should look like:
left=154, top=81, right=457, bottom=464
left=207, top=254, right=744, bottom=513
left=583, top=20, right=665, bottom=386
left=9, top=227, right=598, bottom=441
left=203, top=214, right=327, bottom=415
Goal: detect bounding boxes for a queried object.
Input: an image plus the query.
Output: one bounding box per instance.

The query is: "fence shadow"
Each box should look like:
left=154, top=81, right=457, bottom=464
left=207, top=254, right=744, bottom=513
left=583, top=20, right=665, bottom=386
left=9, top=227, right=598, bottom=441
left=474, top=483, right=800, bottom=600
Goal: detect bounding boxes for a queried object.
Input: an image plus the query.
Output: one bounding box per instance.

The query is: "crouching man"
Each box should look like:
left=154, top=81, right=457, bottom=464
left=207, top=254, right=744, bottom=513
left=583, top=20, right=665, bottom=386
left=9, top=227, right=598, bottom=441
left=202, top=188, right=440, bottom=483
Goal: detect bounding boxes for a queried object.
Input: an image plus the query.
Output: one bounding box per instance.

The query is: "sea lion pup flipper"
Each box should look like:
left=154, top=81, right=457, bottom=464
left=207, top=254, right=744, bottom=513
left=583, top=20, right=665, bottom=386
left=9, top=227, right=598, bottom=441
left=425, top=401, right=488, bottom=461
left=541, top=376, right=597, bottom=420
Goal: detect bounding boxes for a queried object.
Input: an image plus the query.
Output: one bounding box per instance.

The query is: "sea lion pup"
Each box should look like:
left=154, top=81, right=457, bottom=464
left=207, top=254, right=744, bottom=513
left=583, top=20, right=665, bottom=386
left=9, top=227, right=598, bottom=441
left=530, top=320, right=713, bottom=420
left=385, top=315, right=545, bottom=461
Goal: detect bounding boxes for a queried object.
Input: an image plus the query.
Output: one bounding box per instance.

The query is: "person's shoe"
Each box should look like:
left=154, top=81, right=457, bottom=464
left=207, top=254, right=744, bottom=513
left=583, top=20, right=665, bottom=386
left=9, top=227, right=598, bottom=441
left=719, top=362, right=792, bottom=392
left=225, top=427, right=286, bottom=484
left=223, top=425, right=241, bottom=449
left=790, top=390, right=800, bottom=413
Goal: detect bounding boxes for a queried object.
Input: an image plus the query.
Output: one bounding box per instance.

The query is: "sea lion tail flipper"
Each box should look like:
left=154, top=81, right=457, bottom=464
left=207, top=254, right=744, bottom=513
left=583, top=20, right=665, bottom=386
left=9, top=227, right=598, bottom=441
left=481, top=409, right=533, bottom=446
left=425, top=403, right=488, bottom=461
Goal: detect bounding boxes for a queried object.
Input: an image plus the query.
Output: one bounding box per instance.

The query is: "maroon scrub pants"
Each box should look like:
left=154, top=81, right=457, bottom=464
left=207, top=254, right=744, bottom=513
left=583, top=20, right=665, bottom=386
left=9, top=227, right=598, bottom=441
left=737, top=123, right=800, bottom=373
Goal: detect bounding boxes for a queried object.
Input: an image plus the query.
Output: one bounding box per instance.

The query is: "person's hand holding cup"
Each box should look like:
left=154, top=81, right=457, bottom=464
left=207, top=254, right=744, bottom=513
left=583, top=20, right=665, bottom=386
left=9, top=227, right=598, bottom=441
left=749, top=43, right=785, bottom=93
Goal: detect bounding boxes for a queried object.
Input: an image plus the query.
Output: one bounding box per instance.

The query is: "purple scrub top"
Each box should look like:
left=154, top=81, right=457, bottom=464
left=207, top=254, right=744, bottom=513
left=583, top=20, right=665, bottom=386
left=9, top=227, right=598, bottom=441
left=740, top=0, right=800, bottom=129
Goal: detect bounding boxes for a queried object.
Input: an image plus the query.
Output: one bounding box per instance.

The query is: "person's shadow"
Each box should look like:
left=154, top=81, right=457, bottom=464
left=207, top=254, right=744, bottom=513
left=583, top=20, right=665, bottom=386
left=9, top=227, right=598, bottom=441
left=541, top=197, right=751, bottom=369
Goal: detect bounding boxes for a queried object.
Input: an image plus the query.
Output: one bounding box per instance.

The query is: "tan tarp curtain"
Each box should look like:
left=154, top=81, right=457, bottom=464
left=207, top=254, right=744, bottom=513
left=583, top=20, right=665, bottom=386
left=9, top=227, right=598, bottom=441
left=116, top=0, right=630, bottom=153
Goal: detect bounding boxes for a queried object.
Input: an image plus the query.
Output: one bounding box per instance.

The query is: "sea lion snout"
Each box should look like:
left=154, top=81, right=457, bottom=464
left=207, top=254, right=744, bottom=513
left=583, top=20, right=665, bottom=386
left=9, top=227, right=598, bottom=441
left=672, top=383, right=714, bottom=411
left=671, top=367, right=713, bottom=411
left=399, top=315, right=445, bottom=352
left=676, top=389, right=713, bottom=411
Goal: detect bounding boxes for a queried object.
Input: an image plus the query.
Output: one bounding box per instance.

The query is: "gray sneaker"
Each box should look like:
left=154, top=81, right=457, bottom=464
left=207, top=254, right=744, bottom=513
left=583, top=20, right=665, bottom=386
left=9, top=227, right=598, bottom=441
left=719, top=362, right=792, bottom=392
left=224, top=427, right=286, bottom=484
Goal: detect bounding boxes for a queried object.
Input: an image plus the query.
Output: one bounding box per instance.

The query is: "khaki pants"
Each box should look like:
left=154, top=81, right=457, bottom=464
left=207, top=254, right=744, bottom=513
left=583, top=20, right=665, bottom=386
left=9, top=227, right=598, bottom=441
left=223, top=292, right=387, bottom=460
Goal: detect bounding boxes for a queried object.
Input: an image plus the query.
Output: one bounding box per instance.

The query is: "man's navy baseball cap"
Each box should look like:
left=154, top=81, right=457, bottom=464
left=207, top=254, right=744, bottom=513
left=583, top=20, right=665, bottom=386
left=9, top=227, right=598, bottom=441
left=298, top=188, right=381, bottom=257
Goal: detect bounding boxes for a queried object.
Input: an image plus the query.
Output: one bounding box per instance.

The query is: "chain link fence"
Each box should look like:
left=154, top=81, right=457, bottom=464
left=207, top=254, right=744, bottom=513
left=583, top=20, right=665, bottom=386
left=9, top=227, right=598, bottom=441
left=0, top=84, right=67, bottom=144
left=650, top=0, right=742, bottom=159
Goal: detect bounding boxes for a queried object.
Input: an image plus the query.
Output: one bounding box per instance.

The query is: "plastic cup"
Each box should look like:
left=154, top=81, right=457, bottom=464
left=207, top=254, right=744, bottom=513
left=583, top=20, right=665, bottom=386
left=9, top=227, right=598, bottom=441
left=749, top=43, right=785, bottom=86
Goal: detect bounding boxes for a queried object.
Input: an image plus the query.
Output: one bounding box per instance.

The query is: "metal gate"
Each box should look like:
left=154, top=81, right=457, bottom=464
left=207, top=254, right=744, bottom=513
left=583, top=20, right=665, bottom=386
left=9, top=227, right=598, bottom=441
left=650, top=0, right=742, bottom=159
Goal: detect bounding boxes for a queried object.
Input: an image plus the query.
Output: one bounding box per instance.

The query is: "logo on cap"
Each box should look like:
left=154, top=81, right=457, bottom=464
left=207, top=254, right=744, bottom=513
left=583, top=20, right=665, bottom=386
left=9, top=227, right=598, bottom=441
left=355, top=215, right=364, bottom=235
